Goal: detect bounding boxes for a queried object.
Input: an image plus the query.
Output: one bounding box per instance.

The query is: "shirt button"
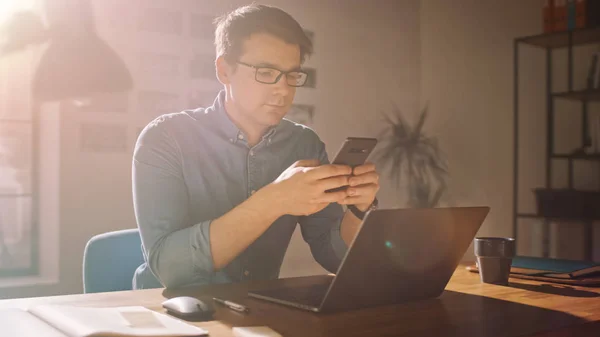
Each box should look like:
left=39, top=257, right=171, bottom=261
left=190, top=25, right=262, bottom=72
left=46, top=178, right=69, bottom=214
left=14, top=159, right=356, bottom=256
left=244, top=270, right=250, bottom=277
left=238, top=134, right=244, bottom=140
left=249, top=150, right=254, bottom=156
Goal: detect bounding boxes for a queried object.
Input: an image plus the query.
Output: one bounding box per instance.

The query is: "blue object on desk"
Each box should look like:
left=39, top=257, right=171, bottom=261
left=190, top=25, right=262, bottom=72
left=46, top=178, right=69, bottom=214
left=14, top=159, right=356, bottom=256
left=512, top=256, right=600, bottom=276
left=83, top=228, right=161, bottom=293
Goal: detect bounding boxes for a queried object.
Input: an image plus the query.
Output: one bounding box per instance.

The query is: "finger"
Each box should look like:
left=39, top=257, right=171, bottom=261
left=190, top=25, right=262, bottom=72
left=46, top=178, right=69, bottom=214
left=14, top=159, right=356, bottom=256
left=353, top=162, right=376, bottom=176
left=349, top=171, right=379, bottom=187
left=311, top=190, right=348, bottom=204
left=346, top=183, right=379, bottom=198
left=306, top=164, right=352, bottom=180
left=292, top=159, right=320, bottom=168
left=338, top=196, right=377, bottom=208
left=318, top=175, right=350, bottom=191
left=338, top=196, right=367, bottom=205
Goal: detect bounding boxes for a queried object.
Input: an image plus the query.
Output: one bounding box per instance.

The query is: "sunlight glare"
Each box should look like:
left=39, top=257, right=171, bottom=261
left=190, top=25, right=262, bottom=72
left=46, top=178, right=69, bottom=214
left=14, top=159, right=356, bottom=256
left=0, top=0, right=36, bottom=26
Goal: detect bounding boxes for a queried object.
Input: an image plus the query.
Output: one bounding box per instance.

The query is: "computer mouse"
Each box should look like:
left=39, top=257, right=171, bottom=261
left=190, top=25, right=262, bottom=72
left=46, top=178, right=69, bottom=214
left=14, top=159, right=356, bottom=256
left=162, top=296, right=215, bottom=321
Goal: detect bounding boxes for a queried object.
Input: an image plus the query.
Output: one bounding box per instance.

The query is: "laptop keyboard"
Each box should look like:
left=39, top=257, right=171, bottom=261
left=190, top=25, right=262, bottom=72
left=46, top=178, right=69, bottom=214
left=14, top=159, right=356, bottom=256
left=254, top=283, right=331, bottom=308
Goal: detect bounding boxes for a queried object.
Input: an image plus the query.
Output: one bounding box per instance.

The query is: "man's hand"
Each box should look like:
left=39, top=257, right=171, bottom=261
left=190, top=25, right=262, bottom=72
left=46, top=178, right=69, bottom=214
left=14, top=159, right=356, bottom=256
left=261, top=159, right=352, bottom=217
left=339, top=162, right=380, bottom=211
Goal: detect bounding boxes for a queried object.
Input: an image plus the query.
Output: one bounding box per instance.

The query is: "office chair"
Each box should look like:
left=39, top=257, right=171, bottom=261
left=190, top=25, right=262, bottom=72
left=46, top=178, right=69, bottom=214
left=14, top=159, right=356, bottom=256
left=82, top=228, right=160, bottom=293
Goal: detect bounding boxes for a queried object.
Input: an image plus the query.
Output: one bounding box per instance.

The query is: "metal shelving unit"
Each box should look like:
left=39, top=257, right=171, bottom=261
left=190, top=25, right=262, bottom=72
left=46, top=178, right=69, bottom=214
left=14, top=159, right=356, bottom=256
left=513, top=26, right=600, bottom=261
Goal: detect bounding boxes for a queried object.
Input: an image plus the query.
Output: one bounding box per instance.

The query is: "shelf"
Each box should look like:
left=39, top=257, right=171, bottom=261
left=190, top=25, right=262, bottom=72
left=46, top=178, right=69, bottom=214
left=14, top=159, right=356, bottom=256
left=517, top=213, right=599, bottom=222
left=552, top=153, right=600, bottom=161
left=517, top=26, right=600, bottom=49
left=514, top=25, right=600, bottom=260
left=553, top=89, right=600, bottom=101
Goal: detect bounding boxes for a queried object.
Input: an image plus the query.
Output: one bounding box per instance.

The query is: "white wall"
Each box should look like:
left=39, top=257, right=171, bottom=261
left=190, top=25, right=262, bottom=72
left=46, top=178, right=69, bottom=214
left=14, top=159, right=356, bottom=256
left=419, top=0, right=600, bottom=261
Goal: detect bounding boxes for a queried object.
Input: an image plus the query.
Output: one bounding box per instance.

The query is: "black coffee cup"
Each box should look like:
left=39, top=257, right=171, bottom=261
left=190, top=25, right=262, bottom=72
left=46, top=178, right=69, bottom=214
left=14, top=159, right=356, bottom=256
left=474, top=237, right=516, bottom=285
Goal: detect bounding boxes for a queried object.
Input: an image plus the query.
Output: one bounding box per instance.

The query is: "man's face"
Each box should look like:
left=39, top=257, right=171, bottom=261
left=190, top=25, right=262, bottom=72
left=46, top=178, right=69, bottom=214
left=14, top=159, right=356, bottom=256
left=223, top=33, right=300, bottom=128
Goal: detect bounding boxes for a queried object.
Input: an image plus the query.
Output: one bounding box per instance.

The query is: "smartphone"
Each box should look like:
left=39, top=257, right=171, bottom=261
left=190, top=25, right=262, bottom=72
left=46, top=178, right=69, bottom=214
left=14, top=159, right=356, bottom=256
left=326, top=137, right=378, bottom=193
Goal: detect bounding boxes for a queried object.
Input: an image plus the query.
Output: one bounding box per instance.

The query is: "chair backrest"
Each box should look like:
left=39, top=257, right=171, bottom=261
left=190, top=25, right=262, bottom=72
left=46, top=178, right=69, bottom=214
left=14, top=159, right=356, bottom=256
left=83, top=228, right=146, bottom=293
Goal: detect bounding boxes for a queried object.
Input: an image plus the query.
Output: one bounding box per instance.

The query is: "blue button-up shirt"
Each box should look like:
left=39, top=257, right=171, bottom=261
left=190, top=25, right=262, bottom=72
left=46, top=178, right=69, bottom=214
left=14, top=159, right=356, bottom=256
left=132, top=90, right=348, bottom=289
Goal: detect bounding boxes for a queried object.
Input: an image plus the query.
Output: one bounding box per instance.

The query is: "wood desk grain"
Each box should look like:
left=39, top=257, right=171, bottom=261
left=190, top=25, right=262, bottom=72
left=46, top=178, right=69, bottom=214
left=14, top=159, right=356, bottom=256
left=1, top=266, right=599, bottom=337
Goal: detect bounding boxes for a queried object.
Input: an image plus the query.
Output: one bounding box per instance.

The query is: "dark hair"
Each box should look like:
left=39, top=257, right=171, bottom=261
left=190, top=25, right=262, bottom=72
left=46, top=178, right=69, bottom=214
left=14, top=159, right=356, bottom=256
left=214, top=4, right=313, bottom=64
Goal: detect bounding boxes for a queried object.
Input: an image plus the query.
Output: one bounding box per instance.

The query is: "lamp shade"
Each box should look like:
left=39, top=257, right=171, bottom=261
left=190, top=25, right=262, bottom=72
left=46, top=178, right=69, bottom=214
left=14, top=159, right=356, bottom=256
left=32, top=34, right=133, bottom=102
left=0, top=0, right=134, bottom=102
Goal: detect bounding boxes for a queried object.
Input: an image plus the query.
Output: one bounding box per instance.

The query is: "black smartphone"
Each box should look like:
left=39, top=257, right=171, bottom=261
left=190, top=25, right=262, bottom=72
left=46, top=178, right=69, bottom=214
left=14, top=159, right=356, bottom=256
left=326, top=137, right=378, bottom=193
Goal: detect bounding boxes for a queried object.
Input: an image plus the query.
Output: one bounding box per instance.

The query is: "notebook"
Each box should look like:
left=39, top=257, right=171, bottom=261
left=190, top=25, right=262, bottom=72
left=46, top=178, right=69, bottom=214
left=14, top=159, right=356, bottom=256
left=2, top=304, right=208, bottom=337
left=467, top=256, right=600, bottom=286
left=509, top=256, right=600, bottom=279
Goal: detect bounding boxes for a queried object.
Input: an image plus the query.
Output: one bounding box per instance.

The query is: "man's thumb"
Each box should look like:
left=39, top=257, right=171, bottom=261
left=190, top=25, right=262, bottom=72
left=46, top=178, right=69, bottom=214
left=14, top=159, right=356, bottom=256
left=292, top=159, right=320, bottom=168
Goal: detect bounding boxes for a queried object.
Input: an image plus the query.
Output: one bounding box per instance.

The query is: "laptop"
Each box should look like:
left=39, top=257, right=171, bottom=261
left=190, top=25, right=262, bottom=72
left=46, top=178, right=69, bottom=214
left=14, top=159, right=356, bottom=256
left=248, top=206, right=490, bottom=313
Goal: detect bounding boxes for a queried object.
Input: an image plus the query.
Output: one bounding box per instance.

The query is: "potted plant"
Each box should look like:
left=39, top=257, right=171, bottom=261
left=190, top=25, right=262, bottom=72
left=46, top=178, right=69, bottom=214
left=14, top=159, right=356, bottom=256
left=371, top=103, right=449, bottom=208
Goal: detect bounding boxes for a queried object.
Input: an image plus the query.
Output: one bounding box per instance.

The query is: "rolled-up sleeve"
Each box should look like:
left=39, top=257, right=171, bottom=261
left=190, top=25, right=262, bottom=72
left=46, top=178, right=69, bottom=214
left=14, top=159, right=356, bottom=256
left=298, top=137, right=348, bottom=273
left=132, top=117, right=214, bottom=288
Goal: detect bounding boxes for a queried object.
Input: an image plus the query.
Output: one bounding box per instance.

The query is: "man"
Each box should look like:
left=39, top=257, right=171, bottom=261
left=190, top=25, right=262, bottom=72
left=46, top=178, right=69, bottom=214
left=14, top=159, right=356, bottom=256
left=132, top=4, right=380, bottom=289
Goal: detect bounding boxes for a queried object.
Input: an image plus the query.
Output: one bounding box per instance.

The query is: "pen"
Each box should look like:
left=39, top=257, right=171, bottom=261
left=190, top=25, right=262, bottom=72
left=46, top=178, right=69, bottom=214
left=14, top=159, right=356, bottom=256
left=213, top=297, right=250, bottom=313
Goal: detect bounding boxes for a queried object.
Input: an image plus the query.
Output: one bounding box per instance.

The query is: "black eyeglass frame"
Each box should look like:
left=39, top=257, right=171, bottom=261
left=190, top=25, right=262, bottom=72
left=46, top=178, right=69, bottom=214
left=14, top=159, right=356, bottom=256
left=236, top=61, right=308, bottom=87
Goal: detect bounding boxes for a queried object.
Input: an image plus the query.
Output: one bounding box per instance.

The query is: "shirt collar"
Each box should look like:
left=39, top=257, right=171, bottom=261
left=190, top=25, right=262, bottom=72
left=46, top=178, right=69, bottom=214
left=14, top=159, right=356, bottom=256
left=210, top=90, right=278, bottom=144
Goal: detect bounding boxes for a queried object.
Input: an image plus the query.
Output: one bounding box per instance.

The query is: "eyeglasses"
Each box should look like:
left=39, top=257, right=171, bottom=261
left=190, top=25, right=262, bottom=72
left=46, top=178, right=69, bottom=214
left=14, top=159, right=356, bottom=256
left=236, top=61, right=308, bottom=87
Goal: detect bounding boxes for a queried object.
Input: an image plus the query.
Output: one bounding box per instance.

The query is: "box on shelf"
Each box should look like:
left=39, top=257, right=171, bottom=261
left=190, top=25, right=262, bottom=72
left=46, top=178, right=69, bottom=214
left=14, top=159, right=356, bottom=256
left=586, top=191, right=600, bottom=218
left=534, top=188, right=600, bottom=219
left=543, top=0, right=600, bottom=32
left=535, top=188, right=586, bottom=218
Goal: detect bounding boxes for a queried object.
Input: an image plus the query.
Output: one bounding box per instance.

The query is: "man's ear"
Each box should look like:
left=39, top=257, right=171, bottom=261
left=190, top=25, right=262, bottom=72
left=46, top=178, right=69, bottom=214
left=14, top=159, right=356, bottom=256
left=216, top=56, right=232, bottom=85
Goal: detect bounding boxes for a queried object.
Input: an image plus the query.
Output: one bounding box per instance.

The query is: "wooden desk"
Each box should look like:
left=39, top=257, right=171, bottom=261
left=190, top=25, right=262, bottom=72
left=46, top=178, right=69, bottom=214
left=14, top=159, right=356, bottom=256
left=1, top=266, right=599, bottom=337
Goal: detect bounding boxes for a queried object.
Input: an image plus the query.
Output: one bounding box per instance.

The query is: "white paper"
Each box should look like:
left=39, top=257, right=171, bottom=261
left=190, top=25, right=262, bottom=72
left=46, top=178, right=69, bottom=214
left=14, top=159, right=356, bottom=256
left=30, top=305, right=208, bottom=337
left=0, top=308, right=68, bottom=337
